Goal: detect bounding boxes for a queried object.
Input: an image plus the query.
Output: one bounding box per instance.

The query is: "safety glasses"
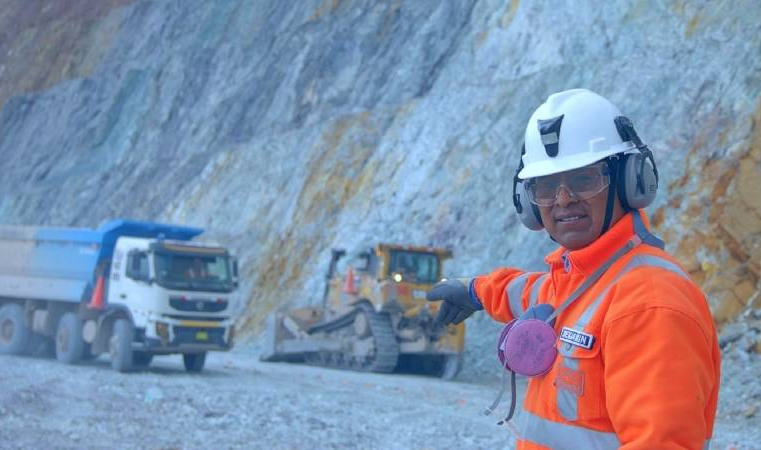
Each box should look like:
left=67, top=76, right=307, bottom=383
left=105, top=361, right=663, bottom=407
left=524, top=162, right=611, bottom=206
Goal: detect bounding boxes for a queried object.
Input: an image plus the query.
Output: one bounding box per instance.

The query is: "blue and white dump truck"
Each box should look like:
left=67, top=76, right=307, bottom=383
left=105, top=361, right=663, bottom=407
left=0, top=220, right=239, bottom=373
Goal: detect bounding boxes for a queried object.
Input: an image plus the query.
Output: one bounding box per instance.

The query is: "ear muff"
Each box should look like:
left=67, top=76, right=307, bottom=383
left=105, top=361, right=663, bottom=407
left=614, top=116, right=659, bottom=211
left=516, top=182, right=544, bottom=231
left=619, top=152, right=658, bottom=210
left=512, top=143, right=544, bottom=231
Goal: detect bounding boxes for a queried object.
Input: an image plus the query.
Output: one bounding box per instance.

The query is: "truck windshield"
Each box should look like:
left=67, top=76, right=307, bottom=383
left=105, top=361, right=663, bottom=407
left=388, top=250, right=440, bottom=284
left=153, top=252, right=234, bottom=293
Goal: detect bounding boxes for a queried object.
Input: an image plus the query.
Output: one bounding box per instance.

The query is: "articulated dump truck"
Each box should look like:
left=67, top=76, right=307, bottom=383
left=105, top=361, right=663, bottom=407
left=261, top=244, right=465, bottom=379
left=0, top=220, right=239, bottom=373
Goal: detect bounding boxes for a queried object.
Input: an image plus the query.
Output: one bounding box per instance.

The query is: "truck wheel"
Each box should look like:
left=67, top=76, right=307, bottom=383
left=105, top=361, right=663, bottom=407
left=133, top=352, right=153, bottom=368
left=55, top=313, right=85, bottom=364
left=0, top=304, right=30, bottom=355
left=109, top=319, right=134, bottom=373
left=183, top=352, right=206, bottom=373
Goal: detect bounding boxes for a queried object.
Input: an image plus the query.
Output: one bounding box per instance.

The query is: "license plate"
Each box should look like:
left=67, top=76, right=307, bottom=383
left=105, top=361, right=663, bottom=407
left=195, top=331, right=208, bottom=341
left=413, top=290, right=426, bottom=299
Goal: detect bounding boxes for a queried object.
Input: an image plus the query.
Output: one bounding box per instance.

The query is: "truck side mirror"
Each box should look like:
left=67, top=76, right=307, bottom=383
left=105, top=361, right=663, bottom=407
left=232, top=258, right=239, bottom=288
left=126, top=252, right=139, bottom=280
left=126, top=250, right=150, bottom=283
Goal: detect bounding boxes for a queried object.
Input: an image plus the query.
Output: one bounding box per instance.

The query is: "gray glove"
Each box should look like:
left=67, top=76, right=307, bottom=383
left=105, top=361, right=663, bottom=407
left=426, top=278, right=481, bottom=325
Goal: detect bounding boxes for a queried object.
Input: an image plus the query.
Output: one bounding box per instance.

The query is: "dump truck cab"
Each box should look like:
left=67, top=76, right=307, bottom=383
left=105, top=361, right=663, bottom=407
left=0, top=220, right=239, bottom=373
left=107, top=237, right=237, bottom=352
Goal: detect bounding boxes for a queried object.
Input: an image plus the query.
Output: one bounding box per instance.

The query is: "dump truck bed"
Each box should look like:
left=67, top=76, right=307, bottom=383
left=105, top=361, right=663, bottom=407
left=0, top=220, right=203, bottom=303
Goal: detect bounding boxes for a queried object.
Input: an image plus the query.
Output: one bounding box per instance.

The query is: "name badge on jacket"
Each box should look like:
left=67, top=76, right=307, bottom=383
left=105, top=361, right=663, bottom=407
left=559, top=326, right=595, bottom=350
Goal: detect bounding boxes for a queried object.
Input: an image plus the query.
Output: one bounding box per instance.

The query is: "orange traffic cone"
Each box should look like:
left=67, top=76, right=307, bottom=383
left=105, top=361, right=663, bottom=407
left=88, top=275, right=105, bottom=310
left=344, top=266, right=358, bottom=295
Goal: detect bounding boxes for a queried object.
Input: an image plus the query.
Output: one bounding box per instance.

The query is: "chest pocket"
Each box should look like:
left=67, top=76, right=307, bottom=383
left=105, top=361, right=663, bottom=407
left=553, top=330, right=605, bottom=422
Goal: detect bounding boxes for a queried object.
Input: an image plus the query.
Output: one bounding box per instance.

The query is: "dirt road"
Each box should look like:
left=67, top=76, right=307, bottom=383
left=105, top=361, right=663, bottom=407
left=0, top=349, right=516, bottom=449
left=0, top=348, right=758, bottom=449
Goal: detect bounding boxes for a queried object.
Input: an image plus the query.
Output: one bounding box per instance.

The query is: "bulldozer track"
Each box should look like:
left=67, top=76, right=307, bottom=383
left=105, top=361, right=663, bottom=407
left=359, top=303, right=398, bottom=373
left=306, top=303, right=399, bottom=373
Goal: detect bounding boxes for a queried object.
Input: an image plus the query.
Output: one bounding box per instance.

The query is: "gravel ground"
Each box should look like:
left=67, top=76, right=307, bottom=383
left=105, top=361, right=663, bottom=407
left=714, top=347, right=761, bottom=450
left=0, top=349, right=517, bottom=450
left=0, top=346, right=758, bottom=450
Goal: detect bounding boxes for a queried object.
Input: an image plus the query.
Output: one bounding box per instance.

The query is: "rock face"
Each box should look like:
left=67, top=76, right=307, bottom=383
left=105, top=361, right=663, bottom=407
left=1, top=0, right=760, bottom=377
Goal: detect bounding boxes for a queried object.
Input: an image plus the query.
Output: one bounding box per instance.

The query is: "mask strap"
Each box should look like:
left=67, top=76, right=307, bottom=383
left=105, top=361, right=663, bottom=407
left=484, top=352, right=513, bottom=416
left=497, top=371, right=518, bottom=425
left=483, top=359, right=519, bottom=436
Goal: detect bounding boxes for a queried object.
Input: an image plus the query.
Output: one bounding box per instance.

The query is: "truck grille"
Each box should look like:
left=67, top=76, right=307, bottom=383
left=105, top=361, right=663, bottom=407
left=170, top=296, right=228, bottom=313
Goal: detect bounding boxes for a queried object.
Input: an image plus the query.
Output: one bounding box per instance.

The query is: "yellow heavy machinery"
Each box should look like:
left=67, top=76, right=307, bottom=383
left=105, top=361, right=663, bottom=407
left=261, top=244, right=465, bottom=379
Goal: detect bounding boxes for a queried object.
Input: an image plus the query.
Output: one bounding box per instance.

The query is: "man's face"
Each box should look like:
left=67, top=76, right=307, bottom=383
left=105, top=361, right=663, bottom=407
left=528, top=162, right=625, bottom=250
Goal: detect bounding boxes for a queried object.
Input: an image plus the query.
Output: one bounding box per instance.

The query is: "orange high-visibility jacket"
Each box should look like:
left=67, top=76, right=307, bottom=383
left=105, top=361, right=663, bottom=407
left=474, top=212, right=720, bottom=449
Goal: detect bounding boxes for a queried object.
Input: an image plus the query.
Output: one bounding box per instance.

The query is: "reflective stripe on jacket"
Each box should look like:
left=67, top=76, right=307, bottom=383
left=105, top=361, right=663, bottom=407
left=474, top=211, right=720, bottom=450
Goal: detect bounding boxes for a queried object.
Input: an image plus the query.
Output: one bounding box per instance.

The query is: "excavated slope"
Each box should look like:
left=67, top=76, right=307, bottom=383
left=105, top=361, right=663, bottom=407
left=1, top=0, right=760, bottom=377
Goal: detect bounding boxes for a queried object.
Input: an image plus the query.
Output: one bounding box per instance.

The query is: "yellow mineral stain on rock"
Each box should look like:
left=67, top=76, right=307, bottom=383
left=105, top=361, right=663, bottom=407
left=621, top=0, right=649, bottom=24
left=661, top=96, right=761, bottom=324
left=376, top=0, right=402, bottom=38
left=238, top=112, right=381, bottom=334
left=237, top=231, right=316, bottom=334
left=476, top=30, right=490, bottom=46
left=685, top=14, right=701, bottom=38
left=650, top=206, right=665, bottom=228
left=500, top=0, right=520, bottom=29
left=671, top=0, right=686, bottom=17
left=310, top=0, right=342, bottom=21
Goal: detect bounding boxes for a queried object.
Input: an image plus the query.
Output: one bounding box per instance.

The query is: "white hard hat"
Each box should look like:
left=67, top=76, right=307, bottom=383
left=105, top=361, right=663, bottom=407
left=518, top=89, right=636, bottom=179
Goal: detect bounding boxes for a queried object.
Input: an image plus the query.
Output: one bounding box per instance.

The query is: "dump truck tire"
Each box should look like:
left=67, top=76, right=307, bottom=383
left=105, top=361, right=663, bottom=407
left=183, top=352, right=206, bottom=372
left=110, top=319, right=134, bottom=373
left=55, top=313, right=85, bottom=364
left=0, top=303, right=30, bottom=355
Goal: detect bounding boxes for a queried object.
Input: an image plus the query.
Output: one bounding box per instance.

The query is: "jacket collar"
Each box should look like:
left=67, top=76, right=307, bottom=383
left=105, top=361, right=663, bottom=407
left=545, top=211, right=650, bottom=276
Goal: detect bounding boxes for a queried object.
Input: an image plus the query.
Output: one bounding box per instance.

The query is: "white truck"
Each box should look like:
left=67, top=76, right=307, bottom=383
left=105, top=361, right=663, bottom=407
left=0, top=219, right=239, bottom=372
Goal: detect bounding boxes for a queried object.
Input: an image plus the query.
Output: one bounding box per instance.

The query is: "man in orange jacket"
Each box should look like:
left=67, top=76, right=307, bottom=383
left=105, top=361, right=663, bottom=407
left=427, top=89, right=720, bottom=449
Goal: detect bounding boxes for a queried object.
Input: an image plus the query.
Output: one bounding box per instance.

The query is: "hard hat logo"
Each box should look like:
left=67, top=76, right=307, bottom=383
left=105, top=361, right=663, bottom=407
left=537, top=114, right=564, bottom=157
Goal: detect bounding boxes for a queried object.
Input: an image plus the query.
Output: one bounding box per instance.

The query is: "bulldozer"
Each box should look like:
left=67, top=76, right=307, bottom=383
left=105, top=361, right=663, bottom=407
left=260, top=244, right=465, bottom=379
